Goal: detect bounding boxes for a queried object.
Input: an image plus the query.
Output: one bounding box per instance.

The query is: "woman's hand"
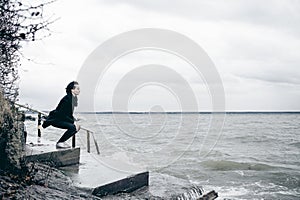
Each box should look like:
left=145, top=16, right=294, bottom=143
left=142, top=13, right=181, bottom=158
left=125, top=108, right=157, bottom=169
left=75, top=123, right=81, bottom=131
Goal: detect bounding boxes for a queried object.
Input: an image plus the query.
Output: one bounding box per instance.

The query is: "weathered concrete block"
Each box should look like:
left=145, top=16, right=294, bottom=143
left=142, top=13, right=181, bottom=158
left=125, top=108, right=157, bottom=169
left=63, top=153, right=149, bottom=198
left=24, top=135, right=80, bottom=167
left=25, top=147, right=80, bottom=167
left=92, top=171, right=149, bottom=197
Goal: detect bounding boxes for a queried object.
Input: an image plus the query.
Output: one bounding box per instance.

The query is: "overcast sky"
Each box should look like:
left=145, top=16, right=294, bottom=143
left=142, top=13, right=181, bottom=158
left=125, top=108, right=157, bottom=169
left=18, top=0, right=300, bottom=112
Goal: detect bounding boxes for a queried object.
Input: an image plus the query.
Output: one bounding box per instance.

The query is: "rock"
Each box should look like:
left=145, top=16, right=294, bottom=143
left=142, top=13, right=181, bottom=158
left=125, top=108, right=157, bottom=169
left=0, top=163, right=102, bottom=200
left=23, top=185, right=84, bottom=200
left=0, top=92, right=26, bottom=172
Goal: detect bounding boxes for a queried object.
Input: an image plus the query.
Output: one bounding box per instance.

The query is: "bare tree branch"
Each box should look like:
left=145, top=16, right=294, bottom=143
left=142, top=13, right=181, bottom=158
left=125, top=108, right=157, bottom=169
left=0, top=0, right=56, bottom=102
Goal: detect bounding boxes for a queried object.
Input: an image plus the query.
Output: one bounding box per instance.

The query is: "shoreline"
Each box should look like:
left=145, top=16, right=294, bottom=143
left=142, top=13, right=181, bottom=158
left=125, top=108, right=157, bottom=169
left=24, top=111, right=300, bottom=114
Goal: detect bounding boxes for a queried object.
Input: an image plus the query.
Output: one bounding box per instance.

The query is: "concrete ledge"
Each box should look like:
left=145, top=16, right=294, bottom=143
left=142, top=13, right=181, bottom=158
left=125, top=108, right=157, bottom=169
left=92, top=171, right=149, bottom=197
left=63, top=153, right=149, bottom=198
left=25, top=147, right=80, bottom=167
left=24, top=136, right=80, bottom=167
left=24, top=136, right=149, bottom=197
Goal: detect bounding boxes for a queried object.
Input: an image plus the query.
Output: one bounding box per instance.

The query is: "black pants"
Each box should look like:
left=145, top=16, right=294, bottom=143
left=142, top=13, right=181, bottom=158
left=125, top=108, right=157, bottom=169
left=50, top=121, right=77, bottom=143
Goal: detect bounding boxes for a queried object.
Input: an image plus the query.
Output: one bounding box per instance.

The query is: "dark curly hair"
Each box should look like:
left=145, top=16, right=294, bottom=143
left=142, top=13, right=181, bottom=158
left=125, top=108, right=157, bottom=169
left=65, top=81, right=79, bottom=94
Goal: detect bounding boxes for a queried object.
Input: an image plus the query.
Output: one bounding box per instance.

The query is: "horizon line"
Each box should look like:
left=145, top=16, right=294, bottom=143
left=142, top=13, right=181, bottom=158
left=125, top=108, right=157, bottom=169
left=43, top=111, right=300, bottom=114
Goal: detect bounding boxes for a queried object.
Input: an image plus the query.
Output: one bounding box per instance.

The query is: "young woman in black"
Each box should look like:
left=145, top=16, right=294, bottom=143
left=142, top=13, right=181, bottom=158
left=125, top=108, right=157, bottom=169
left=42, top=81, right=81, bottom=148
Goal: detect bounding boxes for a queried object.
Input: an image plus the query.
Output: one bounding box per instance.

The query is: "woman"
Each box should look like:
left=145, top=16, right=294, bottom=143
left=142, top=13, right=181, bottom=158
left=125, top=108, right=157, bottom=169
left=42, top=81, right=81, bottom=148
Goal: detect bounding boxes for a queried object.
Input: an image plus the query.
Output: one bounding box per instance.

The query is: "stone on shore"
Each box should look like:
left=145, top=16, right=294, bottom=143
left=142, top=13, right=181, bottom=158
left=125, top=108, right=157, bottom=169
left=0, top=163, right=101, bottom=200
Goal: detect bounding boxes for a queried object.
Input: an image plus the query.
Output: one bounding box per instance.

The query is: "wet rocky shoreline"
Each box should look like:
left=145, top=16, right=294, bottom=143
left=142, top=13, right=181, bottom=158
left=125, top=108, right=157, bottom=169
left=0, top=161, right=217, bottom=199
left=0, top=162, right=101, bottom=200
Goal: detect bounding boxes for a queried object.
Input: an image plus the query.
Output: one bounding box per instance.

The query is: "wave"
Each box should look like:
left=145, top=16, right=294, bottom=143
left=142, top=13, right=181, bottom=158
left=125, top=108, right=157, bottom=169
left=289, top=141, right=300, bottom=148
left=200, top=160, right=278, bottom=171
left=171, top=185, right=204, bottom=200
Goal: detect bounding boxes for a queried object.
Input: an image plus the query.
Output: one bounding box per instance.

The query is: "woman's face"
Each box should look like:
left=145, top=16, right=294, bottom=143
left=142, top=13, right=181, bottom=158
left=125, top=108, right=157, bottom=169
left=71, top=84, right=80, bottom=96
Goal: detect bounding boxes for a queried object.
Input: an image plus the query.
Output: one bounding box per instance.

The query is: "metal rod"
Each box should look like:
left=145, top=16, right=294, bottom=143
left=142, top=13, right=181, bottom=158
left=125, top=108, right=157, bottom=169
left=72, top=135, right=76, bottom=148
left=38, top=113, right=41, bottom=138
left=14, top=103, right=94, bottom=133
left=14, top=102, right=48, bottom=116
left=14, top=102, right=99, bottom=153
left=87, top=131, right=90, bottom=153
left=81, top=126, right=93, bottom=133
left=91, top=132, right=100, bottom=155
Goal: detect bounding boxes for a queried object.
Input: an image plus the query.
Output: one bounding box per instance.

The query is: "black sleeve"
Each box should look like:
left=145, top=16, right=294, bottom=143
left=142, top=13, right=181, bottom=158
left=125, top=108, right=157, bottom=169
left=55, top=95, right=74, bottom=123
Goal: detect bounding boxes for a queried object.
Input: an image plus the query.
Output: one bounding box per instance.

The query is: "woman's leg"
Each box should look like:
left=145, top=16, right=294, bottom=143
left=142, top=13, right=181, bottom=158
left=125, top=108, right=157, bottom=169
left=51, top=121, right=77, bottom=143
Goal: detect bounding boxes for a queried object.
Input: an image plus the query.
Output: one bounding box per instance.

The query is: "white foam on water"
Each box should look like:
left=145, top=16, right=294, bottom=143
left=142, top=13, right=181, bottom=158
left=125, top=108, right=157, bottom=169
left=234, top=170, right=244, bottom=176
left=188, top=179, right=251, bottom=199
left=198, top=184, right=252, bottom=200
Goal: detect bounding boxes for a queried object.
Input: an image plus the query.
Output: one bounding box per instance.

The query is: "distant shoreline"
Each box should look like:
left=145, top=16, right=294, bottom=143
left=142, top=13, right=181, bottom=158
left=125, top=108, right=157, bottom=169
left=25, top=111, right=300, bottom=114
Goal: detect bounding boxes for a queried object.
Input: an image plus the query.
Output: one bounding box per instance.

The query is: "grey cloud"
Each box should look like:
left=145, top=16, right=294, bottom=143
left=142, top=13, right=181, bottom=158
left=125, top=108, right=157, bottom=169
left=97, top=0, right=300, bottom=35
left=19, top=0, right=300, bottom=111
left=236, top=70, right=300, bottom=85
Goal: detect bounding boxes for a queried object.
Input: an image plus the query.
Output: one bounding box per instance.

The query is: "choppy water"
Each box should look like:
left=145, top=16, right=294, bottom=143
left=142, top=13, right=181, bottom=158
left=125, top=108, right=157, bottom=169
left=25, top=113, right=300, bottom=199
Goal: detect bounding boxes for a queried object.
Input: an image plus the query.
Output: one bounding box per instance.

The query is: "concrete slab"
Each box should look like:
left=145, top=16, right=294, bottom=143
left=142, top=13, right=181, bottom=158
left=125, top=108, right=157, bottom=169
left=24, top=136, right=80, bottom=167
left=24, top=136, right=149, bottom=198
left=62, top=153, right=149, bottom=197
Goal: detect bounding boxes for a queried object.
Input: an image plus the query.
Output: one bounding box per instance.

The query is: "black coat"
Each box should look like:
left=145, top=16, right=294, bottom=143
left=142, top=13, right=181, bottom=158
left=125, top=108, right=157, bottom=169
left=45, top=93, right=77, bottom=124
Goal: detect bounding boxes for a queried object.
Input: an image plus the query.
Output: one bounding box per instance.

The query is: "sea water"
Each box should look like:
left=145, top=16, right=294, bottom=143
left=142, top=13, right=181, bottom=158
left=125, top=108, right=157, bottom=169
left=25, top=113, right=300, bottom=199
